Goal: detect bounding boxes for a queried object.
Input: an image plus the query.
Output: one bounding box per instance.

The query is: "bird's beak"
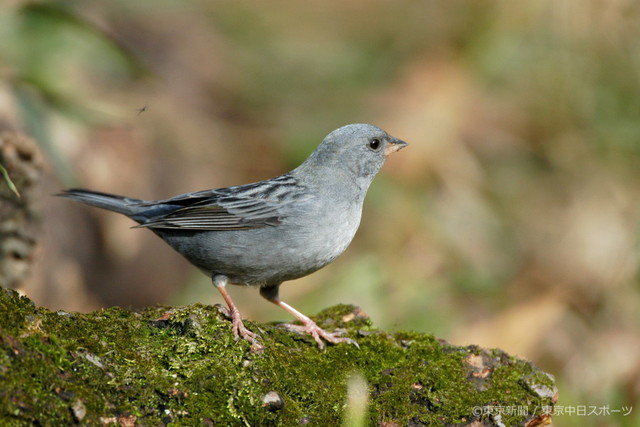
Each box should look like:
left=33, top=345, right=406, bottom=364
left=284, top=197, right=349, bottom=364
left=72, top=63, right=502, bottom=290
left=385, top=138, right=409, bottom=156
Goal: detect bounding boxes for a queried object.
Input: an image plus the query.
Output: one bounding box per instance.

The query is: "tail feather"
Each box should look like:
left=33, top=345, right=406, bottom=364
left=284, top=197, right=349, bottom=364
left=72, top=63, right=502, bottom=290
left=57, top=189, right=145, bottom=217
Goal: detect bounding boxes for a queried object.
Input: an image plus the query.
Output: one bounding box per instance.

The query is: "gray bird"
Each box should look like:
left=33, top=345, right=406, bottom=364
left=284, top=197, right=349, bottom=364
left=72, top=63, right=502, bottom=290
left=59, top=123, right=407, bottom=349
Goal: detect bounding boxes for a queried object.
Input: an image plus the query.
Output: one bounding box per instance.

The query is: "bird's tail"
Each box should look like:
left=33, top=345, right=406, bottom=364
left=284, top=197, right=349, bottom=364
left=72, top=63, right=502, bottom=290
left=57, top=189, right=145, bottom=218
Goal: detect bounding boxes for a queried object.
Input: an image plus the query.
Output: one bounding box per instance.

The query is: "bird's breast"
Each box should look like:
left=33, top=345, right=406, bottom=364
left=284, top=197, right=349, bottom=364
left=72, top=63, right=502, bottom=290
left=285, top=197, right=363, bottom=262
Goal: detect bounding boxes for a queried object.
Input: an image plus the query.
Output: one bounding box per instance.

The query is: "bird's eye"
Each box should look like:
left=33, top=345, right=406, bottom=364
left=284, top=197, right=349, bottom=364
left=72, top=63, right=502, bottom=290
left=368, top=138, right=381, bottom=151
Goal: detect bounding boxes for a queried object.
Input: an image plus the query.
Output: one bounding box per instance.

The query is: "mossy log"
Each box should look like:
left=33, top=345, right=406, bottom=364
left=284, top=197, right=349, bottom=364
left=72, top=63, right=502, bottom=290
left=0, top=288, right=556, bottom=426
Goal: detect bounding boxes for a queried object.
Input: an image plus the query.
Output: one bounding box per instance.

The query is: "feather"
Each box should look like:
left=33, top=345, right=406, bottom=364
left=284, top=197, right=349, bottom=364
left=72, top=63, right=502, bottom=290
left=134, top=174, right=310, bottom=230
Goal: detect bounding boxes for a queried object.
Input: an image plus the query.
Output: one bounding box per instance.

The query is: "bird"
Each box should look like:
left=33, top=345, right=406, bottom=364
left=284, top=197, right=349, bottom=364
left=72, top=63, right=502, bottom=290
left=58, top=123, right=408, bottom=350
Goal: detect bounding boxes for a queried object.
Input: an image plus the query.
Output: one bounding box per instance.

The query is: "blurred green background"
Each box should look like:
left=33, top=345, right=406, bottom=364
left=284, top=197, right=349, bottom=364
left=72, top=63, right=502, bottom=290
left=1, top=1, right=639, bottom=425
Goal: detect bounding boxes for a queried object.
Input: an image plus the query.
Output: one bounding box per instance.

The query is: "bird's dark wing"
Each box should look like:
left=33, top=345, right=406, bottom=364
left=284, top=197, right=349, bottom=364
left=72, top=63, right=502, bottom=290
left=134, top=174, right=309, bottom=231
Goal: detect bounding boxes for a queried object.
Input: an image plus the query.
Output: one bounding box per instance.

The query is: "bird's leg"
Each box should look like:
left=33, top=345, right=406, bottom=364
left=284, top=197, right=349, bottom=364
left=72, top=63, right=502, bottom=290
left=260, top=286, right=359, bottom=350
left=213, top=275, right=259, bottom=345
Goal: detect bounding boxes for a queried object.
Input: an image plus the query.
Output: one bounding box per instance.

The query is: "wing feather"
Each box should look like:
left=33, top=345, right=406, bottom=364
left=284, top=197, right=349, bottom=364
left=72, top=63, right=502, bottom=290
left=134, top=175, right=309, bottom=231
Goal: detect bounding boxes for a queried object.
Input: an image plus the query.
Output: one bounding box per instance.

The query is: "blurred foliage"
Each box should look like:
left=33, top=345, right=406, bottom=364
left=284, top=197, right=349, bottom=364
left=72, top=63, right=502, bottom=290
left=0, top=2, right=148, bottom=184
left=1, top=1, right=639, bottom=426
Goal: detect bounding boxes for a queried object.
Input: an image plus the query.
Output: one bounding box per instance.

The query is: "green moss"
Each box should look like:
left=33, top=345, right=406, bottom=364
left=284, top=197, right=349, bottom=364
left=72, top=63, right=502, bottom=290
left=0, top=288, right=556, bottom=425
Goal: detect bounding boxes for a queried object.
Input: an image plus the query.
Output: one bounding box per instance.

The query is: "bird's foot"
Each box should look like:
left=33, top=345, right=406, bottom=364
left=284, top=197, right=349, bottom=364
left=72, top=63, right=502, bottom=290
left=216, top=305, right=263, bottom=350
left=280, top=319, right=359, bottom=351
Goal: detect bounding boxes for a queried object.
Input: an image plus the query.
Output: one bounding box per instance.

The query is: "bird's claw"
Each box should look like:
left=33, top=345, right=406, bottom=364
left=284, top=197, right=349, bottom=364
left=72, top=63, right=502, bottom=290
left=217, top=305, right=263, bottom=350
left=280, top=322, right=359, bottom=350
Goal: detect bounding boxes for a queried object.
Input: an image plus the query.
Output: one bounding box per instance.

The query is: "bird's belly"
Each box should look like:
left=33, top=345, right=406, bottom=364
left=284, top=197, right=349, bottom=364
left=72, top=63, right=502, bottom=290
left=156, top=215, right=359, bottom=286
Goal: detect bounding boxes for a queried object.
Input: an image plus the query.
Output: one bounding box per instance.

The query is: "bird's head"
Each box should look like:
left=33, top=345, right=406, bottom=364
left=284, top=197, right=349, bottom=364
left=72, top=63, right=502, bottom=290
left=298, top=123, right=408, bottom=185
